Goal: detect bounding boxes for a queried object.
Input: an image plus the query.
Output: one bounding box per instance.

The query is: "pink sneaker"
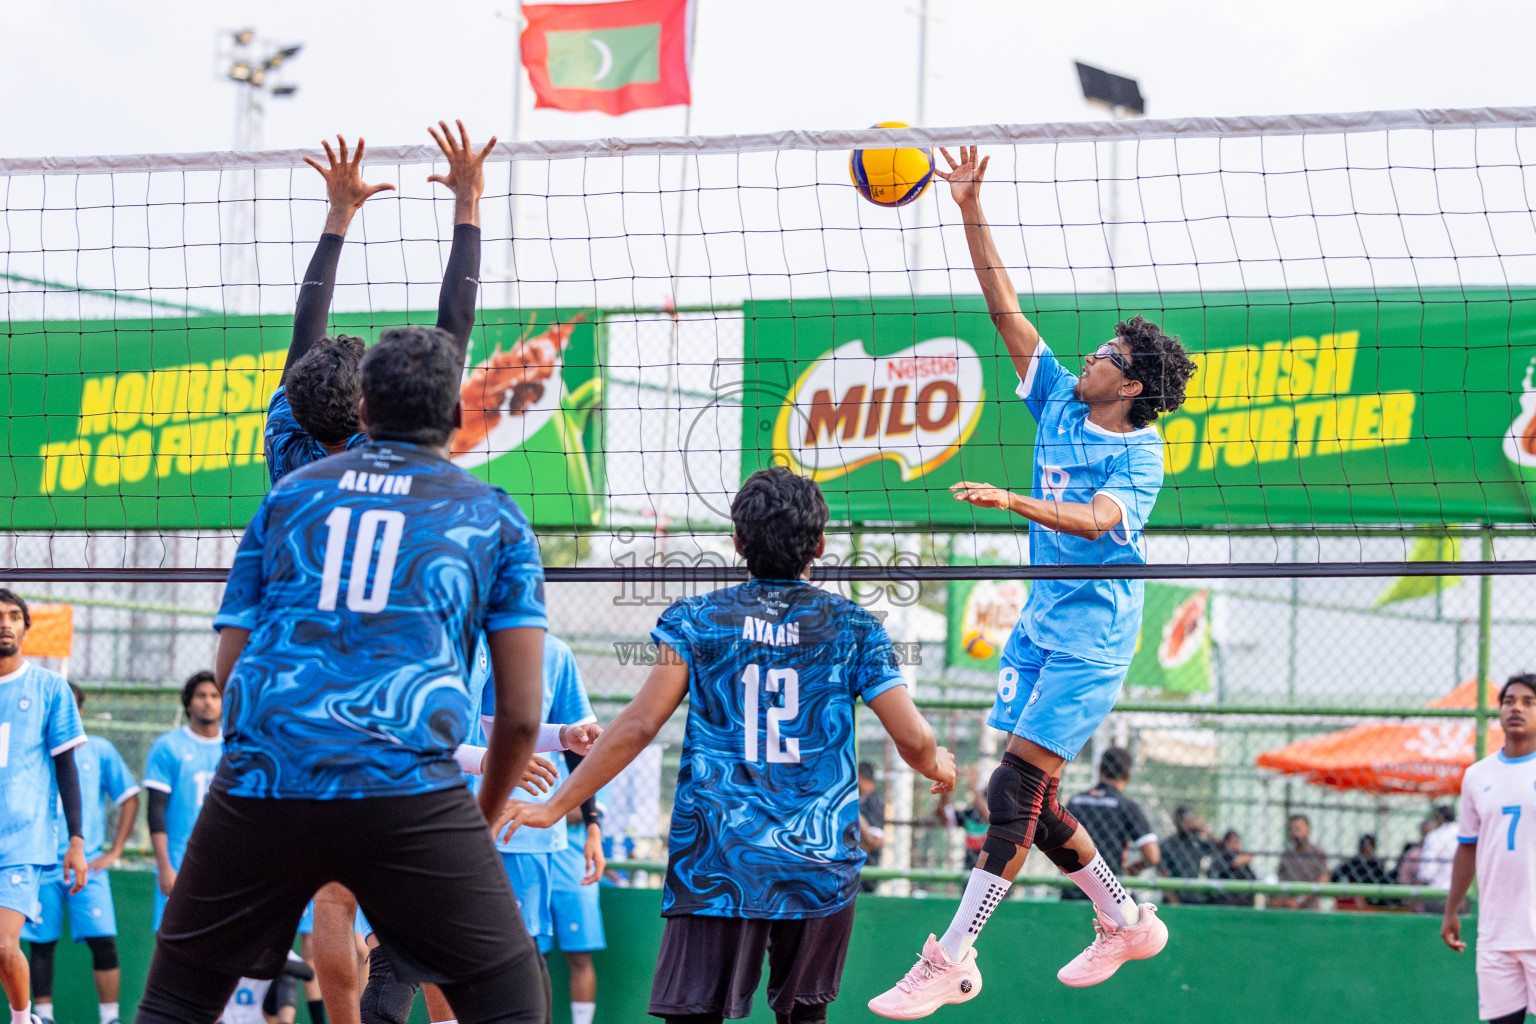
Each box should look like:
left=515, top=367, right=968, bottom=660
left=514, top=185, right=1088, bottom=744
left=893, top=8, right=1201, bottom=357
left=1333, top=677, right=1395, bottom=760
left=1057, top=903, right=1168, bottom=987
left=867, top=934, right=983, bottom=1019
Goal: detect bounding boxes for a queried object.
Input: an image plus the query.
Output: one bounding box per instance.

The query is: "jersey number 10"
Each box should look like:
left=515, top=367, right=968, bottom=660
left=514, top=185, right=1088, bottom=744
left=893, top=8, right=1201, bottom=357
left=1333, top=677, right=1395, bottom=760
left=741, top=664, right=801, bottom=764
left=319, top=508, right=406, bottom=613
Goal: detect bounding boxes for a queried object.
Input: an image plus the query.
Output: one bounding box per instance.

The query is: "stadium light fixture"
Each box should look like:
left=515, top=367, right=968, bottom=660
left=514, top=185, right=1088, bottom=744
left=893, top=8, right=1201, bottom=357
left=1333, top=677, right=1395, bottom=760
left=266, top=45, right=302, bottom=70
left=1075, top=61, right=1145, bottom=117
left=228, top=62, right=253, bottom=83
left=233, top=28, right=255, bottom=46
left=272, top=85, right=298, bottom=97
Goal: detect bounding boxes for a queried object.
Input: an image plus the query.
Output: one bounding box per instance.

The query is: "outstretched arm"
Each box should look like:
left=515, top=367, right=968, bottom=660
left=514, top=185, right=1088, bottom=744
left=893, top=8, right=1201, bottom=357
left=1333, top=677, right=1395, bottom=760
left=494, top=648, right=689, bottom=836
left=950, top=482, right=1125, bottom=541
left=937, top=146, right=1042, bottom=384
left=428, top=120, right=497, bottom=361
left=287, top=137, right=395, bottom=378
left=866, top=687, right=956, bottom=794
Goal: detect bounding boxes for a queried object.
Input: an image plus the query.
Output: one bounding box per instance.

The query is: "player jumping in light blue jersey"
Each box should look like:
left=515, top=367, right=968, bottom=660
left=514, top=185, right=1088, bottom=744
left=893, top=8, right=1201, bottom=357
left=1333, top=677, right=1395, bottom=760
left=0, top=590, right=89, bottom=1024
left=497, top=467, right=956, bottom=1024
left=143, top=672, right=224, bottom=933
left=24, top=683, right=140, bottom=1024
left=869, top=146, right=1198, bottom=1020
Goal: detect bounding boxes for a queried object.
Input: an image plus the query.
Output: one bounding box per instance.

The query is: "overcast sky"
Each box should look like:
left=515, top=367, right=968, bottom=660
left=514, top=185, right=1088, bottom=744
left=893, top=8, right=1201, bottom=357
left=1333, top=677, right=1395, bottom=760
left=8, top=0, right=1536, bottom=159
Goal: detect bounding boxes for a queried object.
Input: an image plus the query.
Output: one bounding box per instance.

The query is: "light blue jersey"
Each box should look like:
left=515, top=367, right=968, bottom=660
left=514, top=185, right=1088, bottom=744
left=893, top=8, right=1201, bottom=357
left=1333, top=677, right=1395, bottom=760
left=57, top=735, right=138, bottom=860
left=470, top=634, right=594, bottom=854
left=1016, top=342, right=1165, bottom=662
left=143, top=726, right=225, bottom=871
left=0, top=662, right=86, bottom=865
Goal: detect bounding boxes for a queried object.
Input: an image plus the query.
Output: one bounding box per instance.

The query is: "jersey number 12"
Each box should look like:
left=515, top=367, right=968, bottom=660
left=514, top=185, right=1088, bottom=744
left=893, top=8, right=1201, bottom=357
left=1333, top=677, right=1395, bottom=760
left=318, top=508, right=406, bottom=613
left=741, top=664, right=801, bottom=764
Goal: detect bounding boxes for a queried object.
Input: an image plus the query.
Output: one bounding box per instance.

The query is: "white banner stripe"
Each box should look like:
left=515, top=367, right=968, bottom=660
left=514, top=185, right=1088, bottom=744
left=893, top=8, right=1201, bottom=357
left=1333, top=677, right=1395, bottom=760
left=7, top=106, right=1536, bottom=176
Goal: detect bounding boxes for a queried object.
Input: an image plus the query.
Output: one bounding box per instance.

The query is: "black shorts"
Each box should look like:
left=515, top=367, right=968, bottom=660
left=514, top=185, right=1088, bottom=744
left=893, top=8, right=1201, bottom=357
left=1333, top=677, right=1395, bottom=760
left=648, top=901, right=857, bottom=1019
left=156, top=786, right=541, bottom=987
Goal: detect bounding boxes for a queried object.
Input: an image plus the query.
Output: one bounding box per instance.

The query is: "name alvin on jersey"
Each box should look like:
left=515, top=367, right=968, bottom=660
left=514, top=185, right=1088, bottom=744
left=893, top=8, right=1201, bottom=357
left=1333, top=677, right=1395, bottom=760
left=336, top=470, right=413, bottom=495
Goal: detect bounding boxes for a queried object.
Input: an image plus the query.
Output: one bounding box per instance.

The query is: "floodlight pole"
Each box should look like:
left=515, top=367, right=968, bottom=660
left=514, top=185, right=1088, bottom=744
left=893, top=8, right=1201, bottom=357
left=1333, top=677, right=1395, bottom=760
left=221, top=29, right=301, bottom=313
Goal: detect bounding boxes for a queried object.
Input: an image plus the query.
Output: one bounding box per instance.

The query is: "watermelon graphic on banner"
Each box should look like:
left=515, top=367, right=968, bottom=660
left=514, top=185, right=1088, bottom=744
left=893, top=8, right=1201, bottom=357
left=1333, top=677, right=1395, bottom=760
left=1126, top=584, right=1212, bottom=694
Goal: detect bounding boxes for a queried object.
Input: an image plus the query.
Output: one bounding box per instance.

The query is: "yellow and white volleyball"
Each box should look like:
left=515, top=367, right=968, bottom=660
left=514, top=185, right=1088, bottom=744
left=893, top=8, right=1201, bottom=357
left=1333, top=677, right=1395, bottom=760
left=962, top=629, right=996, bottom=661
left=849, top=122, right=934, bottom=208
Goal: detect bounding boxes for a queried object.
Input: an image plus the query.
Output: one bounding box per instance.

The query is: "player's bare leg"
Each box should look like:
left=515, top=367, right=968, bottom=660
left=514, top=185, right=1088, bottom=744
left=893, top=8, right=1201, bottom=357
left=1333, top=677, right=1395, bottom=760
left=564, top=953, right=595, bottom=1024
left=313, top=884, right=363, bottom=1024
left=0, top=907, right=32, bottom=1018
left=423, top=983, right=452, bottom=1024
left=872, top=735, right=1164, bottom=1018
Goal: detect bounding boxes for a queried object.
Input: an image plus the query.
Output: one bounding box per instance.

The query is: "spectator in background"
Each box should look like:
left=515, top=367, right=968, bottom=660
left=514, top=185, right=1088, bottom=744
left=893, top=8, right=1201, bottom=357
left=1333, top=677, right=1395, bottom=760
left=1396, top=816, right=1439, bottom=913
left=1273, top=814, right=1330, bottom=909
left=1207, top=830, right=1256, bottom=907
left=1331, top=834, right=1395, bottom=909
left=858, top=761, right=887, bottom=893
left=1418, top=804, right=1460, bottom=914
left=1063, top=748, right=1160, bottom=903
left=1158, top=806, right=1214, bottom=904
left=934, top=765, right=989, bottom=870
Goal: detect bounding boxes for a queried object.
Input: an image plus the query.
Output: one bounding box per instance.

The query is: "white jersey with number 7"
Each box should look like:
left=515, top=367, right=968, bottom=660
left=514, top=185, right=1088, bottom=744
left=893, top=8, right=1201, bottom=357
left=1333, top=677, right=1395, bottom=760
left=1459, top=750, right=1536, bottom=950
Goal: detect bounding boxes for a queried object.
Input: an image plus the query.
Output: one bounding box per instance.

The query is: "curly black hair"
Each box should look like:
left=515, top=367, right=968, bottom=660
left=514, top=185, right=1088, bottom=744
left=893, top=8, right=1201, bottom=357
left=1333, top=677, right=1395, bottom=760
left=732, top=466, right=829, bottom=580
left=1116, top=315, right=1198, bottom=430
left=286, top=334, right=365, bottom=444
left=360, top=325, right=463, bottom=448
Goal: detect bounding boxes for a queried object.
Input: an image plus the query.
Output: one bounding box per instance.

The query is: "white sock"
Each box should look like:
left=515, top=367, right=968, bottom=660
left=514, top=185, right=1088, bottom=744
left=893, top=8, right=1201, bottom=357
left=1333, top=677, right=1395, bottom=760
left=13, top=1005, right=34, bottom=1024
left=571, top=1002, right=595, bottom=1024
left=99, top=1002, right=119, bottom=1024
left=429, top=1020, right=456, bottom=1024
left=31, top=1004, right=49, bottom=1024
left=937, top=868, right=1011, bottom=961
left=1067, top=853, right=1139, bottom=928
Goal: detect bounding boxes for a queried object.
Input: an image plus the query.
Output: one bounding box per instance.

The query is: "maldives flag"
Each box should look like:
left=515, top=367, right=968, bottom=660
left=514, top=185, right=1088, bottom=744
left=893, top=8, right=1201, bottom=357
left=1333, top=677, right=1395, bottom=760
left=521, top=0, right=691, bottom=115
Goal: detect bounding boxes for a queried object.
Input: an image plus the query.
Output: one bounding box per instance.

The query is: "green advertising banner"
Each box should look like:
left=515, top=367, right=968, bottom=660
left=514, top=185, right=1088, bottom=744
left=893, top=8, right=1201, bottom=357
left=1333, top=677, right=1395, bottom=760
left=740, top=290, right=1536, bottom=527
left=0, top=309, right=603, bottom=530
left=1126, top=583, right=1212, bottom=694
left=945, top=574, right=1028, bottom=672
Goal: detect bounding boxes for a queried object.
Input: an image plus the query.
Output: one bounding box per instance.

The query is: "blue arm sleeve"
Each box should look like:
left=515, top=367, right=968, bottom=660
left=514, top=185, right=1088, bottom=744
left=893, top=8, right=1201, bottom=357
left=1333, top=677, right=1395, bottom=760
left=214, top=500, right=272, bottom=632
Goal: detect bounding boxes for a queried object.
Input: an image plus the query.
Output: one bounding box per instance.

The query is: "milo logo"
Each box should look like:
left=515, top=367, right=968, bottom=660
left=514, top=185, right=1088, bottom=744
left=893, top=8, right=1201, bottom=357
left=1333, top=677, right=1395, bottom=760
left=956, top=579, right=1028, bottom=663
left=771, top=338, right=984, bottom=482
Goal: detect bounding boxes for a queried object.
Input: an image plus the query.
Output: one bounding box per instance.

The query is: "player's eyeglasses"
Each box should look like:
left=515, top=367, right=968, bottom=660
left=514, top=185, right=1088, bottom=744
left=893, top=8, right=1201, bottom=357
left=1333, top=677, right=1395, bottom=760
left=1091, top=342, right=1132, bottom=374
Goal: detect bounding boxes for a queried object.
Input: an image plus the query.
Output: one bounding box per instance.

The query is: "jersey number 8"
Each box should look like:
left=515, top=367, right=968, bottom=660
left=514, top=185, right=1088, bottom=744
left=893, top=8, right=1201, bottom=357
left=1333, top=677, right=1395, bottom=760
left=319, top=508, right=406, bottom=613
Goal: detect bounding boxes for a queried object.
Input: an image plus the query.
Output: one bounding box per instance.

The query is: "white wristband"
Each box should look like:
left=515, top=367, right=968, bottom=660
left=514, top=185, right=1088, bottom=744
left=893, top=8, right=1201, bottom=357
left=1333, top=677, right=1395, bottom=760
left=453, top=744, right=487, bottom=775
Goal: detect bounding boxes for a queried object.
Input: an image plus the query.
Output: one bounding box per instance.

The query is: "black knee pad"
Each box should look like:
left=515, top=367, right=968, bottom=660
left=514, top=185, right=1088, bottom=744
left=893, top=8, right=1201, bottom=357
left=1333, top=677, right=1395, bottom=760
left=28, top=940, right=56, bottom=998
left=1034, top=778, right=1084, bottom=870
left=84, top=935, right=119, bottom=972
left=359, top=944, right=419, bottom=1024
left=263, top=975, right=298, bottom=1018
left=985, top=752, right=1050, bottom=844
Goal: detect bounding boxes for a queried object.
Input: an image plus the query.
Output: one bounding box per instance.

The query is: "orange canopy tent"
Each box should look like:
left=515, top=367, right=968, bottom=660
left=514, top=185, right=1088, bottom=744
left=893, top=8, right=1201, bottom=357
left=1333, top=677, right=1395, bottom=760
left=20, top=603, right=74, bottom=659
left=1254, top=679, right=1500, bottom=796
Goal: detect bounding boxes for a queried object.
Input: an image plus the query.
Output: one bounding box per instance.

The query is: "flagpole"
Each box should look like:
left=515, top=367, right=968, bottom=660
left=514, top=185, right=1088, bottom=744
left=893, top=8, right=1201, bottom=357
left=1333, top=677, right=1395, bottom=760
left=497, top=8, right=526, bottom=311
left=658, top=0, right=700, bottom=548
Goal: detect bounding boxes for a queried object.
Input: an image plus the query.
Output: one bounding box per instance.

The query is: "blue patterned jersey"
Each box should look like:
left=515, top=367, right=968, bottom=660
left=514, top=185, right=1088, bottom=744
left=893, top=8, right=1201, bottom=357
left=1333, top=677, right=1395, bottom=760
left=650, top=579, right=907, bottom=919
left=264, top=385, right=366, bottom=486
left=143, top=726, right=224, bottom=870
left=0, top=662, right=86, bottom=865
left=55, top=735, right=138, bottom=860
left=469, top=633, right=594, bottom=854
left=1017, top=343, right=1165, bottom=662
left=214, top=440, right=547, bottom=800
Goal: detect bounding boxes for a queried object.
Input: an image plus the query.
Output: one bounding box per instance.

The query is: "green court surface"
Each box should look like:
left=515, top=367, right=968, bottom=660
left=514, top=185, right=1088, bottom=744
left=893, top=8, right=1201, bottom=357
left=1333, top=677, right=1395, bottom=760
left=40, top=870, right=1473, bottom=1024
